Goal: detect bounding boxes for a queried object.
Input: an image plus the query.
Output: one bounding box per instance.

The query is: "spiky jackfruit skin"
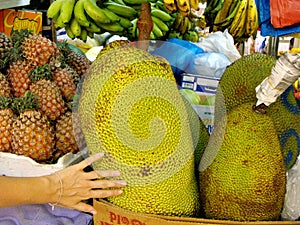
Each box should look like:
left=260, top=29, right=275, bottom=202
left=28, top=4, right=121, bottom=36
left=78, top=41, right=203, bottom=217
left=216, top=53, right=300, bottom=170
left=199, top=102, right=287, bottom=221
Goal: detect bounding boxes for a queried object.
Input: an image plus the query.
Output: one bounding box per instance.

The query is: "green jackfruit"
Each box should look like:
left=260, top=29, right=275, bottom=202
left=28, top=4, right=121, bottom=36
left=216, top=53, right=300, bottom=170
left=77, top=40, right=207, bottom=217
left=199, top=102, right=287, bottom=221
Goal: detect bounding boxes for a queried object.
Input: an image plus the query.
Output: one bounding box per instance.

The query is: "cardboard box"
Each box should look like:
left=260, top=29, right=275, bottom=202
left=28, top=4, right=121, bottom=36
left=0, top=8, right=43, bottom=36
left=180, top=73, right=220, bottom=134
left=93, top=199, right=300, bottom=225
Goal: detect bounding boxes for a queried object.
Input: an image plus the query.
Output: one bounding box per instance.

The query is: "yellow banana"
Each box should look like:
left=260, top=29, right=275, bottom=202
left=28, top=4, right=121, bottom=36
left=74, top=0, right=90, bottom=27
left=84, top=0, right=111, bottom=24
left=60, top=0, right=76, bottom=24
left=47, top=0, right=64, bottom=19
left=70, top=17, right=82, bottom=37
left=213, top=0, right=241, bottom=29
left=177, top=0, right=191, bottom=16
left=179, top=16, right=189, bottom=34
left=164, top=0, right=177, bottom=13
left=174, top=13, right=184, bottom=30
left=189, top=0, right=199, bottom=10
left=245, top=0, right=258, bottom=37
left=229, top=0, right=247, bottom=38
left=213, top=0, right=234, bottom=28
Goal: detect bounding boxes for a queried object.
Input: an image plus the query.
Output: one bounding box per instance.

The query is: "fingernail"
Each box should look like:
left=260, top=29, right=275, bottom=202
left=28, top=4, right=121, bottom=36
left=117, top=190, right=123, bottom=195
left=90, top=209, right=97, bottom=215
left=111, top=170, right=121, bottom=176
left=118, top=180, right=127, bottom=186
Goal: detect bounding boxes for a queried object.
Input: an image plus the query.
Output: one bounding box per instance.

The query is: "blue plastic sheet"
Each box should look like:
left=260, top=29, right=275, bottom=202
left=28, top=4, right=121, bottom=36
left=255, top=0, right=300, bottom=37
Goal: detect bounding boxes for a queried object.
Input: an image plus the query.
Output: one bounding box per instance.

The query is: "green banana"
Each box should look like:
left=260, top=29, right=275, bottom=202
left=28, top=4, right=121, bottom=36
left=65, top=24, right=75, bottom=39
left=47, top=0, right=64, bottom=19
left=74, top=0, right=90, bottom=27
left=84, top=0, right=111, bottom=24
left=151, top=16, right=169, bottom=32
left=128, top=18, right=138, bottom=39
left=102, top=8, right=121, bottom=22
left=96, top=22, right=124, bottom=33
left=113, top=0, right=126, bottom=5
left=80, top=28, right=88, bottom=42
left=60, top=0, right=75, bottom=24
left=151, top=8, right=173, bottom=21
left=70, top=17, right=82, bottom=37
left=152, top=21, right=164, bottom=38
left=210, top=0, right=224, bottom=14
left=119, top=17, right=133, bottom=28
left=123, top=0, right=150, bottom=4
left=53, top=14, right=66, bottom=28
left=86, top=18, right=102, bottom=33
left=103, top=1, right=137, bottom=19
left=179, top=16, right=188, bottom=34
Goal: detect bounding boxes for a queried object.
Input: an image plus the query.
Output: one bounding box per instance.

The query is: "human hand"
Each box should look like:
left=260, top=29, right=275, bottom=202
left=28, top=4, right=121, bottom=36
left=48, top=153, right=126, bottom=215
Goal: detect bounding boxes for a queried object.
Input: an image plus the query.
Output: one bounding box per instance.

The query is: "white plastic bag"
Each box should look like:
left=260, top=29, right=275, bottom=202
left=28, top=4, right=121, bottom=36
left=196, top=29, right=241, bottom=63
left=281, top=157, right=300, bottom=221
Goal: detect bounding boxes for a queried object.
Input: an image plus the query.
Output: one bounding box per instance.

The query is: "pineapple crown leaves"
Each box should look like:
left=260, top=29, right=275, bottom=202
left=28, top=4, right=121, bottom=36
left=28, top=64, right=53, bottom=82
left=12, top=91, right=40, bottom=114
left=57, top=40, right=73, bottom=58
left=0, top=94, right=13, bottom=110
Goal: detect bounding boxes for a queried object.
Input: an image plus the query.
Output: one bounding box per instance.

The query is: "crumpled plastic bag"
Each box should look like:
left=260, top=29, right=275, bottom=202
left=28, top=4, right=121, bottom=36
left=195, top=29, right=241, bottom=63
left=281, top=157, right=300, bottom=221
left=186, top=52, right=231, bottom=79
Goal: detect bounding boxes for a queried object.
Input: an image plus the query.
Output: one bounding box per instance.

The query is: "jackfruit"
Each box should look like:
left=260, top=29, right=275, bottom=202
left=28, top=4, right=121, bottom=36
left=216, top=53, right=300, bottom=170
left=77, top=40, right=207, bottom=216
left=199, top=102, right=287, bottom=221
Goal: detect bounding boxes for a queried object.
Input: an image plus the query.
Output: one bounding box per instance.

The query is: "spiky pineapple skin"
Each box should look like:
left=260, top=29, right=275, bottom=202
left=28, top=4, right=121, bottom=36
left=22, top=34, right=62, bottom=69
left=0, top=73, right=12, bottom=98
left=0, top=108, right=14, bottom=153
left=29, top=79, right=66, bottom=121
left=66, top=51, right=91, bottom=77
left=55, top=111, right=79, bottom=155
left=7, top=60, right=34, bottom=97
left=0, top=32, right=13, bottom=60
left=12, top=110, right=55, bottom=162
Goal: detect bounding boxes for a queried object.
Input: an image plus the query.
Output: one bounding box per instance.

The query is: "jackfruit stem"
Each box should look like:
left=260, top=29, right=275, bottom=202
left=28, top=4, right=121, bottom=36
left=137, top=2, right=153, bottom=51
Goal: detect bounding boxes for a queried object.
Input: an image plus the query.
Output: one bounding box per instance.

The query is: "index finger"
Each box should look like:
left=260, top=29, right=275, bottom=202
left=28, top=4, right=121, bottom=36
left=77, top=152, right=105, bottom=169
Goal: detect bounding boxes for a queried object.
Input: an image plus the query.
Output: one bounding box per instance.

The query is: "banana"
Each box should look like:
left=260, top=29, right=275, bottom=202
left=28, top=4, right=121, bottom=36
left=179, top=16, right=189, bottom=34
left=173, top=12, right=184, bottom=30
left=65, top=24, right=75, bottom=39
left=151, top=8, right=173, bottom=21
left=129, top=18, right=138, bottom=39
left=233, top=0, right=248, bottom=39
left=229, top=0, right=247, bottom=37
left=210, top=0, right=224, bottom=14
left=177, top=0, right=191, bottom=16
left=60, top=0, right=76, bottom=24
left=213, top=0, right=241, bottom=29
left=70, top=17, right=82, bottom=37
left=213, top=0, right=234, bottom=29
left=113, top=0, right=126, bottom=5
left=164, top=0, right=177, bottom=13
left=86, top=18, right=102, bottom=33
left=80, top=27, right=88, bottom=42
left=123, top=0, right=150, bottom=4
left=103, top=1, right=137, bottom=19
left=74, top=0, right=90, bottom=27
left=151, top=16, right=169, bottom=32
left=152, top=21, right=164, bottom=38
left=53, top=14, right=66, bottom=28
left=84, top=0, right=111, bottom=24
left=96, top=22, right=124, bottom=33
left=150, top=31, right=156, bottom=40
left=189, top=0, right=199, bottom=10
left=245, top=0, right=258, bottom=37
left=87, top=31, right=94, bottom=38
left=47, top=0, right=64, bottom=19
left=119, top=16, right=133, bottom=28
left=102, top=8, right=121, bottom=22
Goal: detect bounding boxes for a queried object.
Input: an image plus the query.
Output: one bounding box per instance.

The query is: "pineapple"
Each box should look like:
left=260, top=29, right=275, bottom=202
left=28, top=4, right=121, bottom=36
left=66, top=51, right=92, bottom=77
left=28, top=65, right=66, bottom=121
left=7, top=60, right=34, bottom=97
left=0, top=72, right=12, bottom=98
left=52, top=66, right=77, bottom=102
left=0, top=95, right=14, bottom=153
left=55, top=111, right=80, bottom=155
left=0, top=32, right=13, bottom=70
left=11, top=91, right=55, bottom=162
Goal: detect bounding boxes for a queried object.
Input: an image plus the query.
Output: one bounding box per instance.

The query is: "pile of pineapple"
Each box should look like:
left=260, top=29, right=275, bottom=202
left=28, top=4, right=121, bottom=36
left=0, top=30, right=91, bottom=163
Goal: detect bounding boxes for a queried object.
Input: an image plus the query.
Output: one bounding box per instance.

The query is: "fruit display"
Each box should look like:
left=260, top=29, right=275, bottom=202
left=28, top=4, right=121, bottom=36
left=0, top=30, right=91, bottom=163
left=203, top=0, right=258, bottom=42
left=77, top=40, right=210, bottom=216
left=47, top=0, right=201, bottom=42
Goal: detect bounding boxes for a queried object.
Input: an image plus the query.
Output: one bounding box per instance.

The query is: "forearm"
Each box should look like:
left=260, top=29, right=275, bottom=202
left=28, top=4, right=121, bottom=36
left=0, top=174, right=58, bottom=208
